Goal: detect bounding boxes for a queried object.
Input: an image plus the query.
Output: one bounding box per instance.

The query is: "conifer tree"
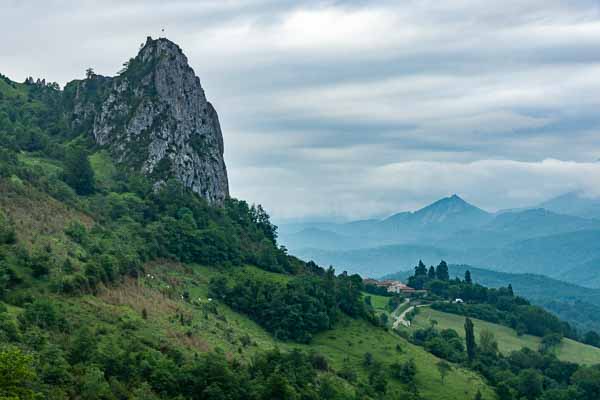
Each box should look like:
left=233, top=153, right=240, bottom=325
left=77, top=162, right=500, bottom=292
left=465, top=317, right=476, bottom=362
left=465, top=270, right=472, bottom=284
left=428, top=266, right=436, bottom=280
left=415, top=260, right=427, bottom=276
left=436, top=260, right=449, bottom=281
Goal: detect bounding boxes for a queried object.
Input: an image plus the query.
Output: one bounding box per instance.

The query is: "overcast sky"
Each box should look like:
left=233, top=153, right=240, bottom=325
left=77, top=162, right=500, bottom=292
left=3, top=0, right=600, bottom=220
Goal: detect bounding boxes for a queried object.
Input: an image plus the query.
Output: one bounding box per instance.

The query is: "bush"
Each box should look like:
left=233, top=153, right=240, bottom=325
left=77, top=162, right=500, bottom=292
left=19, top=299, right=68, bottom=332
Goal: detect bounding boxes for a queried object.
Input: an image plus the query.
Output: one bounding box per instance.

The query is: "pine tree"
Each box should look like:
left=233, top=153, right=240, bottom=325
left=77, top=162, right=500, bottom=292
left=415, top=260, right=427, bottom=276
left=508, top=284, right=514, bottom=296
left=428, top=266, right=436, bottom=280
left=465, top=270, right=472, bottom=284
left=436, top=260, right=449, bottom=281
left=465, top=317, right=476, bottom=362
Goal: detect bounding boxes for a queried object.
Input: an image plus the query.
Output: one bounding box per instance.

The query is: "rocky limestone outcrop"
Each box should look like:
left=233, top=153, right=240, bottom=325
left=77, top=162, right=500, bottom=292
left=67, top=37, right=229, bottom=204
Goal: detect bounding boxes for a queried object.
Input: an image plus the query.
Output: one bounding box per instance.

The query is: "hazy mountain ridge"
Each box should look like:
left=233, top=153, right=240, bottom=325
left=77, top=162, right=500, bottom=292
left=279, top=194, right=600, bottom=287
left=538, top=191, right=600, bottom=220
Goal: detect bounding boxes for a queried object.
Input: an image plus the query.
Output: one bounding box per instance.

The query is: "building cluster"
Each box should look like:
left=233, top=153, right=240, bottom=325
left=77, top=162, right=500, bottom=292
left=364, top=279, right=426, bottom=295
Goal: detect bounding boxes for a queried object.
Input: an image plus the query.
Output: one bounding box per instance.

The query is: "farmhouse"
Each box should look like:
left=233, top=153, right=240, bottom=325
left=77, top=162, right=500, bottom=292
left=366, top=279, right=424, bottom=294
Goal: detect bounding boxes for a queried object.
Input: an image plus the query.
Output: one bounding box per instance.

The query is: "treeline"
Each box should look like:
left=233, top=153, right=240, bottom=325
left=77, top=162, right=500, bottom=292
left=209, top=269, right=373, bottom=343
left=408, top=260, right=576, bottom=338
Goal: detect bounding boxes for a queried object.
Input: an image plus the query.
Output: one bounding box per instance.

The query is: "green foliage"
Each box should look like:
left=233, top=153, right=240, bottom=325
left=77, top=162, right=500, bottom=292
left=0, top=213, right=16, bottom=245
left=0, top=346, right=40, bottom=400
left=19, top=299, right=68, bottom=331
left=391, top=358, right=417, bottom=384
left=412, top=326, right=465, bottom=362
left=209, top=269, right=369, bottom=343
left=62, top=145, right=95, bottom=195
left=540, top=333, right=563, bottom=354
left=436, top=260, right=450, bottom=281
left=465, top=317, right=476, bottom=362
left=436, top=360, right=451, bottom=384
left=409, top=263, right=577, bottom=339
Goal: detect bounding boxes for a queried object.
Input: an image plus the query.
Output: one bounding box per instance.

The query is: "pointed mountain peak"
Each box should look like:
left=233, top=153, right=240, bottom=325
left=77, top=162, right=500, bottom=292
left=67, top=37, right=229, bottom=204
left=447, top=194, right=466, bottom=203
left=425, top=194, right=473, bottom=210
left=417, top=194, right=489, bottom=219
left=139, top=36, right=187, bottom=62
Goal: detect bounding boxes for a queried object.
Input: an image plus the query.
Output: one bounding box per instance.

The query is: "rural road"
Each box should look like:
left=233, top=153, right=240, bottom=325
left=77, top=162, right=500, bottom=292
left=392, top=302, right=430, bottom=329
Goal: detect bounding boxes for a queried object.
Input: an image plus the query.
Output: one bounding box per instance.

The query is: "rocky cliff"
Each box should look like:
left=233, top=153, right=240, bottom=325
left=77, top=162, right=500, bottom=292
left=66, top=37, right=229, bottom=204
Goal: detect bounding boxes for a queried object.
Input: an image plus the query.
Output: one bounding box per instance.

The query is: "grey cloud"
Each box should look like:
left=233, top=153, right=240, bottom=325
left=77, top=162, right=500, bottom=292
left=2, top=0, right=600, bottom=219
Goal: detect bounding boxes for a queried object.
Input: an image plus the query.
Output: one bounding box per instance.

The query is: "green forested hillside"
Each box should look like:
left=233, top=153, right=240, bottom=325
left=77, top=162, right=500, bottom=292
left=408, top=307, right=600, bottom=365
left=0, top=75, right=499, bottom=399
left=2, top=70, right=600, bottom=400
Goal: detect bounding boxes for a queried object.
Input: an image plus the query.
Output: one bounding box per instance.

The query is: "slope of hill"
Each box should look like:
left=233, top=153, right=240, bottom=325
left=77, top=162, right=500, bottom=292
left=385, top=265, right=600, bottom=333
left=0, top=167, right=495, bottom=399
left=0, top=40, right=502, bottom=400
left=407, top=307, right=600, bottom=365
left=538, top=192, right=600, bottom=220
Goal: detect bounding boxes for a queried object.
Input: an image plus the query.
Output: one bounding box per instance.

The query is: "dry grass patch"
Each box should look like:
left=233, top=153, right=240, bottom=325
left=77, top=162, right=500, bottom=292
left=166, top=328, right=211, bottom=352
left=98, top=278, right=182, bottom=320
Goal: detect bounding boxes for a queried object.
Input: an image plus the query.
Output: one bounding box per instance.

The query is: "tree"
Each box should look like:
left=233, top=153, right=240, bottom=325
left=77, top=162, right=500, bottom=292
left=571, top=366, right=600, bottom=399
left=379, top=313, right=388, bottom=326
left=428, top=266, right=436, bottom=280
left=250, top=204, right=277, bottom=244
left=368, top=363, right=388, bottom=394
left=473, top=389, right=483, bottom=400
left=540, top=333, right=562, bottom=354
left=63, top=146, right=95, bottom=195
left=393, top=359, right=417, bottom=384
left=539, top=387, right=580, bottom=400
left=465, top=317, right=476, bottom=362
left=79, top=367, right=112, bottom=400
left=415, top=260, right=427, bottom=276
left=507, top=284, right=514, bottom=296
left=0, top=346, right=39, bottom=399
left=464, top=270, right=472, bottom=284
left=85, top=68, right=95, bottom=79
left=516, top=369, right=543, bottom=400
left=479, top=329, right=498, bottom=356
left=436, top=260, right=449, bottom=281
left=409, top=260, right=429, bottom=289
left=584, top=331, right=600, bottom=347
left=436, top=360, right=451, bottom=384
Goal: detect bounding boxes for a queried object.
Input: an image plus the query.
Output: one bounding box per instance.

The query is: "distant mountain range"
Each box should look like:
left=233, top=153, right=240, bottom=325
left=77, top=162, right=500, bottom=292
left=278, top=193, right=600, bottom=287
left=538, top=191, right=600, bottom=220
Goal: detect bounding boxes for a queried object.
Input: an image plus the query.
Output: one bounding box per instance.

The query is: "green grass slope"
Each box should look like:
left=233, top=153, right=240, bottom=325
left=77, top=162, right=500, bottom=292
left=408, top=307, right=600, bottom=365
left=0, top=170, right=496, bottom=399
left=76, top=262, right=497, bottom=400
left=1, top=257, right=496, bottom=399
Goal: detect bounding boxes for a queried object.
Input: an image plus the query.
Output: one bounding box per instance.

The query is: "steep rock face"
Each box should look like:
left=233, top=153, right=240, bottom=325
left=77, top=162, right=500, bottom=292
left=67, top=37, right=229, bottom=204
